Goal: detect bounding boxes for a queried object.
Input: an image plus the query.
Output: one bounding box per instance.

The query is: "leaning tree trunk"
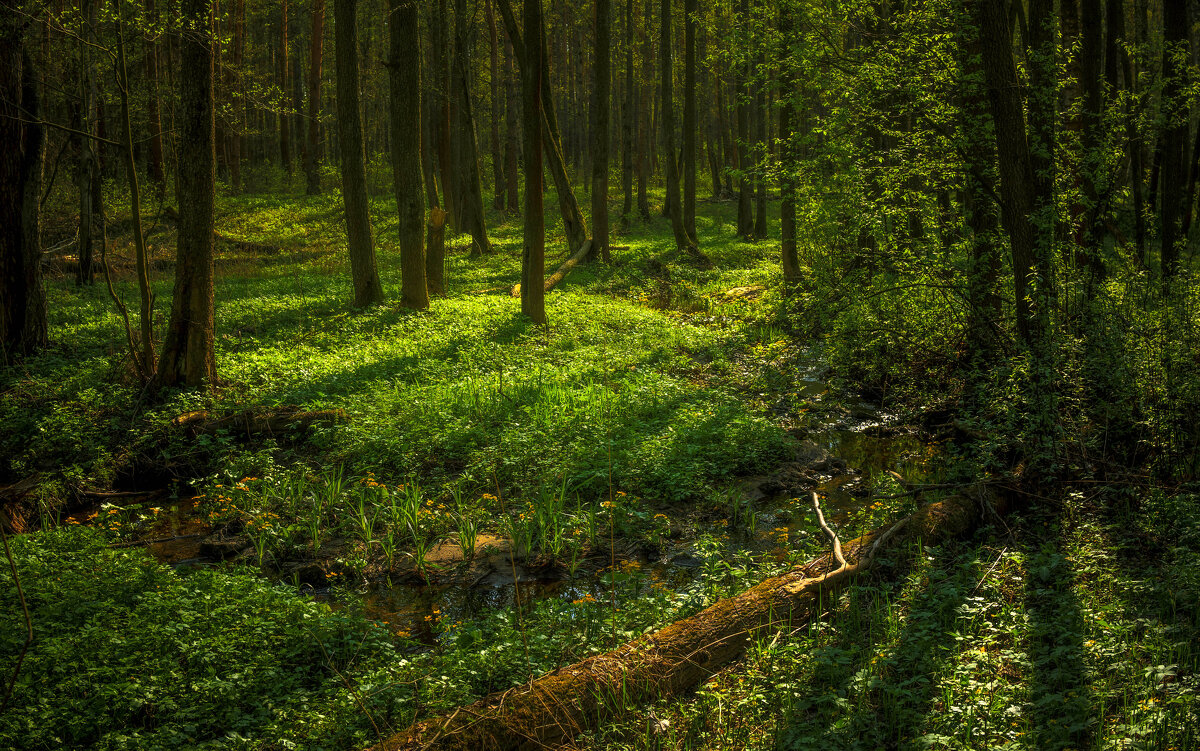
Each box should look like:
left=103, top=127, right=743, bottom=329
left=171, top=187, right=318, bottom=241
left=153, top=0, right=216, bottom=390
left=333, top=0, right=384, bottom=307
left=369, top=486, right=1010, bottom=751
left=591, top=0, right=611, bottom=261
left=520, top=0, right=546, bottom=325
left=496, top=0, right=589, bottom=254
left=303, top=0, right=325, bottom=195
left=388, top=0, right=428, bottom=310
left=1, top=34, right=47, bottom=363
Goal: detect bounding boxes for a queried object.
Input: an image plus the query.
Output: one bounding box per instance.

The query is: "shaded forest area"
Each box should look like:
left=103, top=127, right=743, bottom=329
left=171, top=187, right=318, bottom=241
left=2, top=0, right=1199, bottom=748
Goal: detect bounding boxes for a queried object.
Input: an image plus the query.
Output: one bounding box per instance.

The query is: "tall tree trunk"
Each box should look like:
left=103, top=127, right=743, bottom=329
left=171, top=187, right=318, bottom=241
left=636, top=0, right=652, bottom=219
left=389, top=0, right=428, bottom=310
left=503, top=28, right=520, bottom=215
left=1, top=34, right=47, bottom=362
left=76, top=0, right=97, bottom=286
left=153, top=0, right=216, bottom=389
left=421, top=66, right=447, bottom=296
left=662, top=0, right=697, bottom=252
left=303, top=0, right=325, bottom=194
left=682, top=0, right=696, bottom=239
left=145, top=0, right=166, bottom=197
left=621, top=0, right=633, bottom=219
left=778, top=4, right=799, bottom=285
left=1158, top=0, right=1186, bottom=283
left=279, top=0, right=293, bottom=174
left=734, top=0, right=752, bottom=237
left=228, top=0, right=244, bottom=192
left=333, top=0, right=383, bottom=307
left=487, top=0, right=505, bottom=211
left=521, top=0, right=546, bottom=324
left=591, top=0, right=611, bottom=261
left=432, top=0, right=455, bottom=228
left=451, top=0, right=493, bottom=255
left=753, top=75, right=767, bottom=239
left=496, top=0, right=589, bottom=252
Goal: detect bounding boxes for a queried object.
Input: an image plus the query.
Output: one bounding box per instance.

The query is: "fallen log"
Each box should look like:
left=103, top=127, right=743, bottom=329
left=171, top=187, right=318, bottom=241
left=171, top=407, right=349, bottom=437
left=369, top=485, right=1010, bottom=751
left=510, top=239, right=593, bottom=297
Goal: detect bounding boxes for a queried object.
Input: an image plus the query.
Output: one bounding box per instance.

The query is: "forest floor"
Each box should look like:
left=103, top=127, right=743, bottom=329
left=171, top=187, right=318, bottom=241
left=1, top=187, right=1197, bottom=750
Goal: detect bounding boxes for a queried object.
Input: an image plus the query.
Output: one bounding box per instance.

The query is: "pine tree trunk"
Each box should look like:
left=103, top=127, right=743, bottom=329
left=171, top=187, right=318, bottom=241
left=621, top=0, right=633, bottom=219
left=389, top=0, right=428, bottom=310
left=333, top=0, right=383, bottom=307
left=153, top=0, right=216, bottom=389
left=662, top=0, right=696, bottom=252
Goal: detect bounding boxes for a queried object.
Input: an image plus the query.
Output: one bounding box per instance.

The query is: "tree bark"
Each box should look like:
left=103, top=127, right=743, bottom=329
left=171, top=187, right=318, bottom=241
left=153, top=0, right=216, bottom=390
left=591, top=0, right=611, bottom=261
left=333, top=0, right=384, bottom=307
left=735, top=0, right=753, bottom=237
left=303, top=0, right=325, bottom=194
left=389, top=0, right=428, bottom=310
left=503, top=27, right=520, bottom=215
left=621, top=0, right=633, bottom=219
left=1, top=30, right=47, bottom=363
left=520, top=0, right=546, bottom=325
left=145, top=0, right=167, bottom=196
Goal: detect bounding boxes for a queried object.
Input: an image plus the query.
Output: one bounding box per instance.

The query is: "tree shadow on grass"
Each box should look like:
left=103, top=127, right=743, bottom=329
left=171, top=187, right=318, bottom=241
left=1018, top=510, right=1095, bottom=750
left=776, top=540, right=975, bottom=751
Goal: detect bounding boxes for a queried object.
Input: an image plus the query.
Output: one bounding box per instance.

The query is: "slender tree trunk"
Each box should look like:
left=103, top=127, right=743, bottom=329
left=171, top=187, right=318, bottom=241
left=333, top=0, right=383, bottom=307
left=303, top=0, right=325, bottom=194
left=451, top=0, right=493, bottom=255
left=778, top=5, right=799, bottom=284
left=753, top=79, right=767, bottom=239
left=153, top=0, right=216, bottom=389
left=487, top=0, right=505, bottom=211
left=421, top=67, right=446, bottom=296
left=682, top=0, right=697, bottom=239
left=636, top=0, right=652, bottom=220
left=521, top=0, right=546, bottom=324
left=280, top=0, right=293, bottom=174
left=735, top=0, right=752, bottom=237
left=389, top=0, right=428, bottom=310
left=1159, top=0, right=1186, bottom=283
left=227, top=0, right=244, bottom=192
left=145, top=0, right=166, bottom=197
left=621, top=0, right=633, bottom=218
left=591, top=0, right=611, bottom=261
left=76, top=0, right=97, bottom=286
left=432, top=0, right=456, bottom=228
left=662, top=0, right=696, bottom=252
left=503, top=29, right=520, bottom=215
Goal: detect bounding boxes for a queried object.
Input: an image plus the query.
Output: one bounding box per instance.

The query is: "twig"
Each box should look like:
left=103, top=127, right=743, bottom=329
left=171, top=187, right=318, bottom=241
left=810, top=491, right=846, bottom=575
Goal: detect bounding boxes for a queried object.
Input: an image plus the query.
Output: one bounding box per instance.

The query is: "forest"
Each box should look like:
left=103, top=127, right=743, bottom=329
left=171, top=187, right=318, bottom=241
left=1, top=0, right=1199, bottom=747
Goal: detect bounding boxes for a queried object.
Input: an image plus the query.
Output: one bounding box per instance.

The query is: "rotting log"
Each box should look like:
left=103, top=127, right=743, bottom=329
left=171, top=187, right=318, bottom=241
left=368, top=486, right=1009, bottom=751
left=511, top=239, right=592, bottom=297
left=171, top=407, right=349, bottom=437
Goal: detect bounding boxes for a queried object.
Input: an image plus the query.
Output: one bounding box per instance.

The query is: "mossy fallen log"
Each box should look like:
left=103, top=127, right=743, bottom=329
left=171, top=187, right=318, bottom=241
left=369, top=485, right=1008, bottom=751
left=171, top=406, right=349, bottom=437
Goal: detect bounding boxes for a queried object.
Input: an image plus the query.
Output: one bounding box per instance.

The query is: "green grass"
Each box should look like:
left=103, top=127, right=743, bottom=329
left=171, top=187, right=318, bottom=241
left=3, top=186, right=793, bottom=508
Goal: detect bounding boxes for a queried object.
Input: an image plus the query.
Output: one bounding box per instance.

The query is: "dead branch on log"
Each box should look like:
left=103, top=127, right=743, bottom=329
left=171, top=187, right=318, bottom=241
left=368, top=486, right=1009, bottom=751
left=511, top=240, right=593, bottom=297
left=810, top=491, right=847, bottom=575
